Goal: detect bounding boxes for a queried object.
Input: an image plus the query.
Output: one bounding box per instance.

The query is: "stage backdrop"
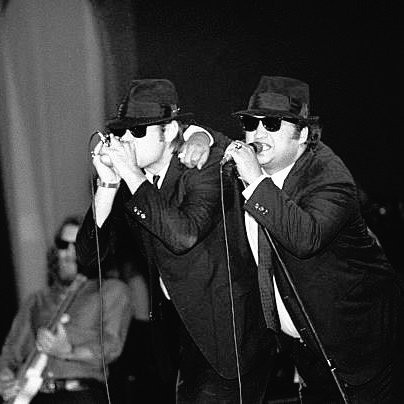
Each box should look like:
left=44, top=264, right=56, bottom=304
left=0, top=0, right=137, bottom=305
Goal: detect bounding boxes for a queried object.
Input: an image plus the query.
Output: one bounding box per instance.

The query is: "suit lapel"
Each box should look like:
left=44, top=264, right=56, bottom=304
left=282, top=147, right=314, bottom=196
left=159, top=155, right=184, bottom=194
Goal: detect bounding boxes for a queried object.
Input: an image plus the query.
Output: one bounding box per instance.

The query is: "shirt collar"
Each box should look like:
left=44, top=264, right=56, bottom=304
left=144, top=162, right=171, bottom=188
left=264, top=162, right=295, bottom=189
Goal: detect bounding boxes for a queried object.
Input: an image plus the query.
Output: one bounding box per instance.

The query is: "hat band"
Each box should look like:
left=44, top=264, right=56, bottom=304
left=126, top=101, right=179, bottom=119
left=248, top=92, right=307, bottom=117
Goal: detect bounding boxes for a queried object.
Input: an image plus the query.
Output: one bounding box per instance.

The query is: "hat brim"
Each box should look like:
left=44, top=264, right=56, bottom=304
left=106, top=112, right=194, bottom=130
left=231, top=109, right=305, bottom=121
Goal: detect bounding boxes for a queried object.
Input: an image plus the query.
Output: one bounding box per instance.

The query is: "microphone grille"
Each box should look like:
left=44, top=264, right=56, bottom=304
left=249, top=142, right=263, bottom=153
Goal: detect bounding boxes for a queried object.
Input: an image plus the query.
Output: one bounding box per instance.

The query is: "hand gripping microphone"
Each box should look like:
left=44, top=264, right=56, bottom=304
left=220, top=142, right=263, bottom=166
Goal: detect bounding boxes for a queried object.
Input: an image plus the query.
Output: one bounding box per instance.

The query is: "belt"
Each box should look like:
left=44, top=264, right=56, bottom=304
left=39, top=378, right=100, bottom=394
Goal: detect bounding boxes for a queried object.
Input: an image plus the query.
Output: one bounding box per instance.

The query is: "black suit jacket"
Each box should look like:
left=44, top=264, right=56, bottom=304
left=76, top=145, right=274, bottom=380
left=244, top=141, right=401, bottom=385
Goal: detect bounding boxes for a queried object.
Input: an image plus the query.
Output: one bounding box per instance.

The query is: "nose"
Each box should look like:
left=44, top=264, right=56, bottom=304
left=65, top=242, right=76, bottom=256
left=255, top=121, right=268, bottom=138
left=120, top=129, right=133, bottom=141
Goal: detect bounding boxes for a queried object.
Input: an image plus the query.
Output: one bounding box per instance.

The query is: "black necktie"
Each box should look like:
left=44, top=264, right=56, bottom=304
left=258, top=226, right=281, bottom=332
left=152, top=175, right=160, bottom=189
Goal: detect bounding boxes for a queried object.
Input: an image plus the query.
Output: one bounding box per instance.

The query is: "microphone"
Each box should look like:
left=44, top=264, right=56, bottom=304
left=220, top=142, right=263, bottom=166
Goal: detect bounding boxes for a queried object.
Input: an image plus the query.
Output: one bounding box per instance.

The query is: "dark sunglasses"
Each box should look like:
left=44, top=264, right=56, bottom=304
left=238, top=115, right=300, bottom=132
left=55, top=238, right=76, bottom=250
left=108, top=126, right=148, bottom=139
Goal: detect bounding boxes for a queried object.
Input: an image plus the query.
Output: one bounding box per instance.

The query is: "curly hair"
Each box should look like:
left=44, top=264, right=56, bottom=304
left=291, top=116, right=321, bottom=150
left=305, top=116, right=322, bottom=150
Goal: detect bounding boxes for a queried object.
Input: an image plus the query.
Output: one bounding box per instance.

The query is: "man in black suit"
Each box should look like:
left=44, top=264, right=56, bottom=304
left=76, top=79, right=275, bottom=403
left=221, top=76, right=402, bottom=403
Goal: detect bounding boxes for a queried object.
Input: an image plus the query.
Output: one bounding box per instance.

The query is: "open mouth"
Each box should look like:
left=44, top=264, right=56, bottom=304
left=260, top=143, right=271, bottom=152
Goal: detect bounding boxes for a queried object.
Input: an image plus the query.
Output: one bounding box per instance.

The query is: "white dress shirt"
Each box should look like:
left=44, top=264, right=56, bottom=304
left=242, top=164, right=301, bottom=339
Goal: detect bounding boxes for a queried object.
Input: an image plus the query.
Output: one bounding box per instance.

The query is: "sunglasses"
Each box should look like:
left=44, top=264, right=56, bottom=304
left=108, top=126, right=148, bottom=139
left=238, top=115, right=300, bottom=132
left=55, top=238, right=76, bottom=250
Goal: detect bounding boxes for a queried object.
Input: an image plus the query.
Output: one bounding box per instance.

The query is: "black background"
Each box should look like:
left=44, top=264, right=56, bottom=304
left=132, top=0, right=404, bottom=272
left=133, top=1, right=401, bottom=198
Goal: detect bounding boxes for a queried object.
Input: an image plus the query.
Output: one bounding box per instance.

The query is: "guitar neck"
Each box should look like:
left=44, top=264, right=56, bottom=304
left=44, top=274, right=87, bottom=333
left=16, top=274, right=87, bottom=378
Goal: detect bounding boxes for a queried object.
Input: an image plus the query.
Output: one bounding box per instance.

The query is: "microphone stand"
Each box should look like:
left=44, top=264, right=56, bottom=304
left=262, top=227, right=350, bottom=404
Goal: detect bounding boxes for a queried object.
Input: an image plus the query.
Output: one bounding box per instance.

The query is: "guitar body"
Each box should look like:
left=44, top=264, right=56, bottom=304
left=8, top=274, right=87, bottom=404
left=11, top=353, right=48, bottom=404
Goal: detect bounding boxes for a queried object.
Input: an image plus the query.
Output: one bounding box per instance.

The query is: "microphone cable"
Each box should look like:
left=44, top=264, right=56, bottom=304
left=219, top=165, right=243, bottom=404
left=87, top=131, right=112, bottom=404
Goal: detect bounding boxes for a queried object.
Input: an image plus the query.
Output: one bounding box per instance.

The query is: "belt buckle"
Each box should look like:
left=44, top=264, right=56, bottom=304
left=65, top=379, right=81, bottom=391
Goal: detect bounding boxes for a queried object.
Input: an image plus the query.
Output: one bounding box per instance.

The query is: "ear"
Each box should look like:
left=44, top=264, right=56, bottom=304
left=298, top=126, right=308, bottom=145
left=164, top=120, right=179, bottom=143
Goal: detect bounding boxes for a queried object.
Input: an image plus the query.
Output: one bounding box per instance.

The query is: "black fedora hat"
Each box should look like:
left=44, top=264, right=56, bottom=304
left=106, top=79, right=194, bottom=130
left=232, top=76, right=310, bottom=121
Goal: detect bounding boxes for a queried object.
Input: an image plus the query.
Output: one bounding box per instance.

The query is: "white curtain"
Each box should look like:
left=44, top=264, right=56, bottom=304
left=0, top=0, right=105, bottom=304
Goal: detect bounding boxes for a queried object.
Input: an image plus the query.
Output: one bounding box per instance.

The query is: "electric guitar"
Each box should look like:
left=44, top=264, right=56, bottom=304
left=9, top=274, right=87, bottom=404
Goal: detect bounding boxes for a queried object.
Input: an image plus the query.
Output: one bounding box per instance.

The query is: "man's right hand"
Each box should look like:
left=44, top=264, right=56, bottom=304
left=92, top=140, right=121, bottom=184
left=0, top=367, right=19, bottom=401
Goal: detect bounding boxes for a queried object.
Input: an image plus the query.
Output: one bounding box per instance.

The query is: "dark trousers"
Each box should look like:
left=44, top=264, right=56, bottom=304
left=155, top=299, right=272, bottom=403
left=280, top=333, right=395, bottom=404
left=176, top=320, right=272, bottom=404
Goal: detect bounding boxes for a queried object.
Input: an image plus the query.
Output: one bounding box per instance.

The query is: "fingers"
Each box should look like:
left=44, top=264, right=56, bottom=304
left=197, top=151, right=209, bottom=170
left=177, top=150, right=186, bottom=166
left=92, top=142, right=109, bottom=166
left=107, top=134, right=122, bottom=148
left=182, top=154, right=198, bottom=169
left=178, top=146, right=194, bottom=168
left=178, top=145, right=208, bottom=169
left=36, top=324, right=70, bottom=357
left=92, top=140, right=117, bottom=170
left=36, top=328, right=53, bottom=351
left=0, top=369, right=18, bottom=400
left=91, top=134, right=121, bottom=159
left=2, top=383, right=20, bottom=401
left=93, top=141, right=104, bottom=155
left=56, top=322, right=67, bottom=338
left=232, top=140, right=245, bottom=150
left=118, top=137, right=135, bottom=158
left=226, top=141, right=255, bottom=157
left=36, top=327, right=60, bottom=353
left=223, top=141, right=243, bottom=161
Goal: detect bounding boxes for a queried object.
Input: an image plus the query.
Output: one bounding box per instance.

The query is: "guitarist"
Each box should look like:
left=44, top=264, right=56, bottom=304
left=0, top=216, right=131, bottom=403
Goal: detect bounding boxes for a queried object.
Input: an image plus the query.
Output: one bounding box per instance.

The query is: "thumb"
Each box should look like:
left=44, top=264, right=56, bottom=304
left=56, top=322, right=67, bottom=338
left=197, top=151, right=208, bottom=170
